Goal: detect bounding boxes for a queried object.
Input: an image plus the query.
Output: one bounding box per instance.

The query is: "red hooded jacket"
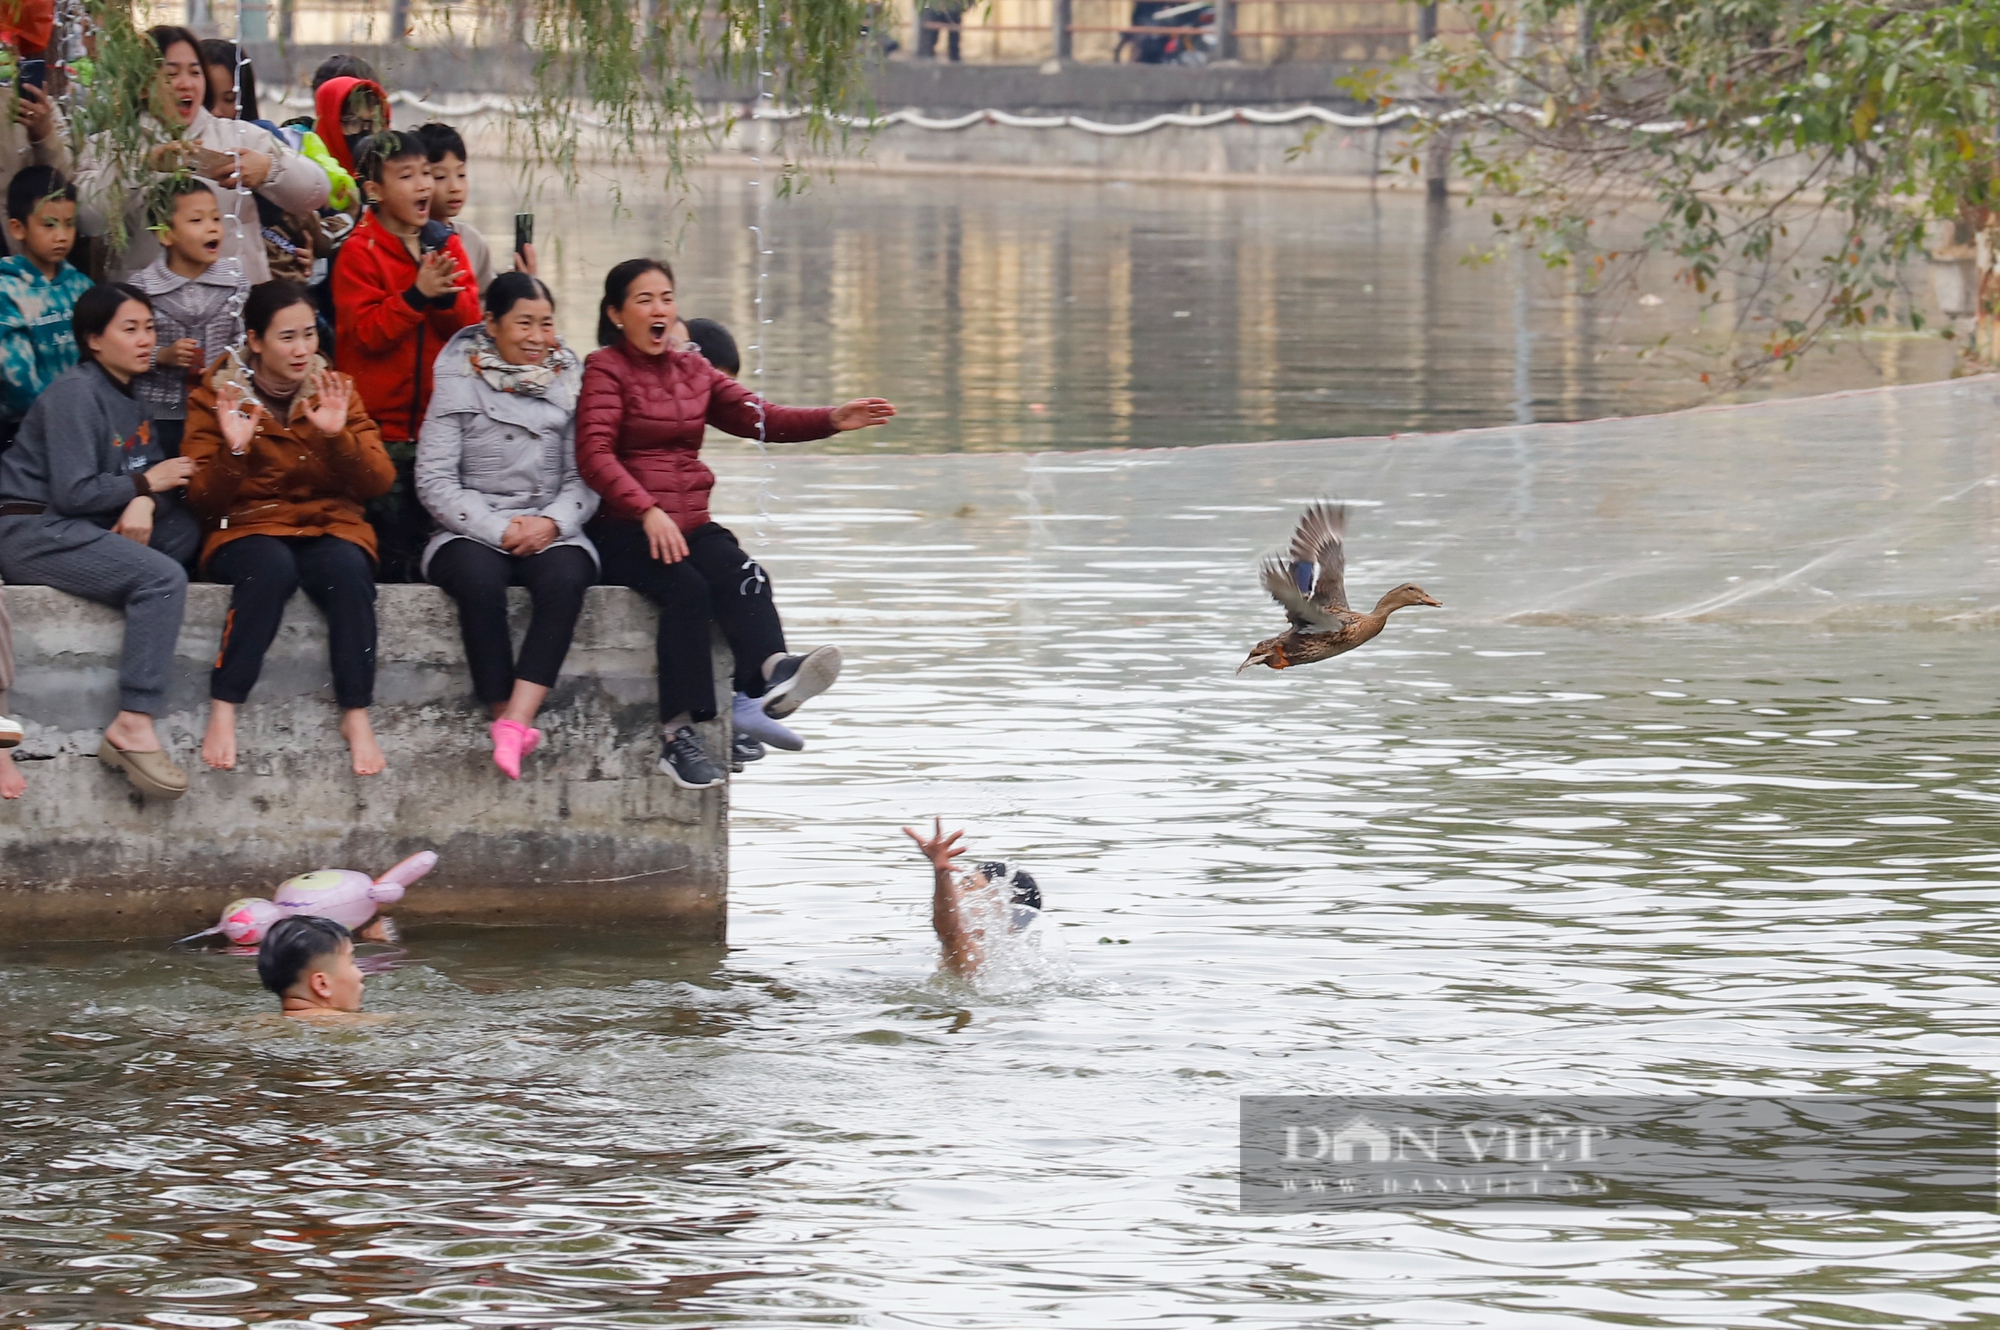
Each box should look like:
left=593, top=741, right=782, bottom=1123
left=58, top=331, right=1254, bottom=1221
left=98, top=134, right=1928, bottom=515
left=576, top=340, right=836, bottom=532
left=313, top=76, right=390, bottom=174
left=331, top=208, right=481, bottom=443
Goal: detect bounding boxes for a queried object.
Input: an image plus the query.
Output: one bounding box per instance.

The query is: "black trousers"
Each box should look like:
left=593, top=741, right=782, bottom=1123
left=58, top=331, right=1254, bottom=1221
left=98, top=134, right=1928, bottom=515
left=427, top=538, right=596, bottom=706
left=917, top=6, right=963, bottom=58
left=364, top=449, right=429, bottom=584
left=209, top=534, right=377, bottom=710
left=590, top=518, right=785, bottom=723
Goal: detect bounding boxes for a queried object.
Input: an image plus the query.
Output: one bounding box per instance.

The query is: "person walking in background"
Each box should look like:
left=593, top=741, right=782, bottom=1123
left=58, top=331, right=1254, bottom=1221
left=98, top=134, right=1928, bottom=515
left=577, top=258, right=896, bottom=790
left=417, top=273, right=597, bottom=780
left=182, top=280, right=395, bottom=778
left=0, top=165, right=90, bottom=451
left=916, top=0, right=968, bottom=60
left=0, top=284, right=199, bottom=801
left=333, top=130, right=480, bottom=581
left=74, top=26, right=329, bottom=286
left=129, top=176, right=246, bottom=457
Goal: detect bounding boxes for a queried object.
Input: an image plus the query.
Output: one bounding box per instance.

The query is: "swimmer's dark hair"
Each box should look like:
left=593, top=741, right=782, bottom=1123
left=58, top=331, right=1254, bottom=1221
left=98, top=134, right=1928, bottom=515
left=979, top=861, right=1041, bottom=911
left=257, top=915, right=351, bottom=996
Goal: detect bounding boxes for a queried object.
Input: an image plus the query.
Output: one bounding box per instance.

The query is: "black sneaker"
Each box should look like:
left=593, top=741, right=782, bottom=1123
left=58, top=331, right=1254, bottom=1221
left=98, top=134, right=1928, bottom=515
left=761, top=646, right=842, bottom=720
left=730, top=730, right=766, bottom=773
left=659, top=725, right=726, bottom=790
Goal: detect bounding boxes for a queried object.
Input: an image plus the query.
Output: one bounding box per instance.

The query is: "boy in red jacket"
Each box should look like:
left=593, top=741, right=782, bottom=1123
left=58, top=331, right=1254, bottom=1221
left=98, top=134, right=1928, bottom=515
left=332, top=130, right=479, bottom=580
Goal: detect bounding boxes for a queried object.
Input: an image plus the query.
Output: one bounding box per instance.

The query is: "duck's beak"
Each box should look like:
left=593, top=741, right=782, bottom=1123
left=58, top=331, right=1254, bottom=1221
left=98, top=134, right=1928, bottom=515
left=1419, top=593, right=1442, bottom=607
left=1236, top=651, right=1272, bottom=674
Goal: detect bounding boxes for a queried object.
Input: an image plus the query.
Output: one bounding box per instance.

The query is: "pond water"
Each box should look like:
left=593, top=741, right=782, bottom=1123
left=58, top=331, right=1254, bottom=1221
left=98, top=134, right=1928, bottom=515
left=6, top=377, right=2000, bottom=1326
left=480, top=166, right=1957, bottom=452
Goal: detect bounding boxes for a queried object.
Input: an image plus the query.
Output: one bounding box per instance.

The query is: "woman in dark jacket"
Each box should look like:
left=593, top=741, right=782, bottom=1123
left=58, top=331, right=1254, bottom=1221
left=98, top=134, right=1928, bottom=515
left=575, top=258, right=894, bottom=790
left=0, top=283, right=199, bottom=800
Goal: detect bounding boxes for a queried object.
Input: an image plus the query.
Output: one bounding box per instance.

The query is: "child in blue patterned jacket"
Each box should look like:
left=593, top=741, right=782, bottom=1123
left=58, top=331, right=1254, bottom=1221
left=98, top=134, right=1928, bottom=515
left=0, top=166, right=91, bottom=451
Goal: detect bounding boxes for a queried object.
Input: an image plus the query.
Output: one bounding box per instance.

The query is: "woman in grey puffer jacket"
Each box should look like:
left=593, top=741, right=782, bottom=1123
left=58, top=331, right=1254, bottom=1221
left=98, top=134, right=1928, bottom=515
left=416, top=273, right=598, bottom=780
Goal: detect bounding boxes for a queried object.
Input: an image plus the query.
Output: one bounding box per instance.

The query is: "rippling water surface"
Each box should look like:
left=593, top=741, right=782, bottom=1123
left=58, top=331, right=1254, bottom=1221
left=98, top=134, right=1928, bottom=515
left=8, top=380, right=2000, bottom=1325
left=480, top=168, right=1956, bottom=451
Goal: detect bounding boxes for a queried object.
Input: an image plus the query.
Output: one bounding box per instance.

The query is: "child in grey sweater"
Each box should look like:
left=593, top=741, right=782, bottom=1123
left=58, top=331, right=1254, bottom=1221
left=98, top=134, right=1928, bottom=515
left=130, top=177, right=247, bottom=456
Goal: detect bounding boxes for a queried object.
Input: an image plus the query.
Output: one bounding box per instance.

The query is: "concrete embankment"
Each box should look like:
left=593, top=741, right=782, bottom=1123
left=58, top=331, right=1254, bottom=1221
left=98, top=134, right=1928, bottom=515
left=0, top=585, right=727, bottom=942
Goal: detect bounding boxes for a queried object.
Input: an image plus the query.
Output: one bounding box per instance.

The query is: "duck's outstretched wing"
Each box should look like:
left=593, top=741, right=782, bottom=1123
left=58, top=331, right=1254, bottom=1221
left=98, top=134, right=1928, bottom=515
left=1288, top=502, right=1348, bottom=610
left=1260, top=556, right=1345, bottom=629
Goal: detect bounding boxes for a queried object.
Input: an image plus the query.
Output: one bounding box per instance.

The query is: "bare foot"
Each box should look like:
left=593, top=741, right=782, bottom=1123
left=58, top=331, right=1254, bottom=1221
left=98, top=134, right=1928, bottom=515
left=202, top=700, right=238, bottom=770
left=340, top=708, right=385, bottom=776
left=103, top=709, right=162, bottom=753
left=0, top=750, right=25, bottom=800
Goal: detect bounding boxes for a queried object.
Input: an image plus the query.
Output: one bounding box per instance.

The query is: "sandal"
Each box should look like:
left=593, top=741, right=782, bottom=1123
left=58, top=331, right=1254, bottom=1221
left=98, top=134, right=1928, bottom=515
left=98, top=736, right=188, bottom=800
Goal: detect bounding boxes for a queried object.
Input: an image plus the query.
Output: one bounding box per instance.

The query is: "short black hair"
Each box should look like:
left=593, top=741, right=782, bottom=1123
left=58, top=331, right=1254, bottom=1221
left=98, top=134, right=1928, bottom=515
left=146, top=174, right=211, bottom=231
left=199, top=39, right=260, bottom=121
left=310, top=53, right=379, bottom=91
left=354, top=130, right=426, bottom=184
left=8, top=165, right=75, bottom=224
left=416, top=122, right=467, bottom=164
left=685, top=318, right=739, bottom=375
left=146, top=24, right=201, bottom=65
left=257, top=915, right=352, bottom=996
left=243, top=279, right=313, bottom=338
left=484, top=270, right=553, bottom=321
left=978, top=860, right=1042, bottom=910
left=72, top=284, right=152, bottom=363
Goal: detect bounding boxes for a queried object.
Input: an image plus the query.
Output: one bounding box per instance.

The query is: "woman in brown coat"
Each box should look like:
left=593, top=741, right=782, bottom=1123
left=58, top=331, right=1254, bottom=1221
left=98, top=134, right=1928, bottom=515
left=182, top=279, right=396, bottom=776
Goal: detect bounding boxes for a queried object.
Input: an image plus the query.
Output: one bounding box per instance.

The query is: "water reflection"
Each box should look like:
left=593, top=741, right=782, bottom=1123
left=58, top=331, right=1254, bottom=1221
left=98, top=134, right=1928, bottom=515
left=475, top=169, right=1955, bottom=452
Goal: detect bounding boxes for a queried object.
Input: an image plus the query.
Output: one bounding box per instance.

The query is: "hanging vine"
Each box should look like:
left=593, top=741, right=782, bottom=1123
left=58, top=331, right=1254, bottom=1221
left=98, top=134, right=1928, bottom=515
left=49, top=0, right=877, bottom=218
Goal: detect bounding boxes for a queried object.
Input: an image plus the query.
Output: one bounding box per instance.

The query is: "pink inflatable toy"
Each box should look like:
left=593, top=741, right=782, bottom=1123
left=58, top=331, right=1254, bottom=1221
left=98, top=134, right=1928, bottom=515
left=180, top=851, right=437, bottom=946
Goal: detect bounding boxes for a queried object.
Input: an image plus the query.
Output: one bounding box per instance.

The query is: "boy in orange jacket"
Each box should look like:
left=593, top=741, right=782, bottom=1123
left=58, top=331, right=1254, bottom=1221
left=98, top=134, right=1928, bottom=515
left=331, top=130, right=479, bottom=580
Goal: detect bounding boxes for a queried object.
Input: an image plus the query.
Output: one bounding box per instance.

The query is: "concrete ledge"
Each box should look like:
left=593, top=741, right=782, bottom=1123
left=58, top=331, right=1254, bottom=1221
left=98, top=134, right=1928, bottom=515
left=0, top=584, right=729, bottom=942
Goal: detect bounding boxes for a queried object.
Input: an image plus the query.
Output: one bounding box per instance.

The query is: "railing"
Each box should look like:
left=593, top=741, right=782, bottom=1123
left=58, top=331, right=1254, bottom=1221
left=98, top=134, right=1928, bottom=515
left=143, top=0, right=1447, bottom=66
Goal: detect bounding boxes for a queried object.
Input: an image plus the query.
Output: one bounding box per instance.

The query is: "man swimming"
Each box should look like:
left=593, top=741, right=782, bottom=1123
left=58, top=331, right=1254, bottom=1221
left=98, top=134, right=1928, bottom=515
left=257, top=915, right=367, bottom=1018
left=902, top=818, right=1042, bottom=978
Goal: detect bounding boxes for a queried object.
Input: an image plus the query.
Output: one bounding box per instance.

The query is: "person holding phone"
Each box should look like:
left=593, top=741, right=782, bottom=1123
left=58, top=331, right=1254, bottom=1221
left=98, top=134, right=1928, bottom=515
left=332, top=129, right=480, bottom=582
left=73, top=25, right=329, bottom=285
left=0, top=49, right=69, bottom=260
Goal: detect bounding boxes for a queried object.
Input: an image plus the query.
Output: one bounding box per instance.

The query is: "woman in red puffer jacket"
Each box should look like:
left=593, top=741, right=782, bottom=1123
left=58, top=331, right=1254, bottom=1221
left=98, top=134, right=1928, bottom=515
left=576, top=258, right=896, bottom=791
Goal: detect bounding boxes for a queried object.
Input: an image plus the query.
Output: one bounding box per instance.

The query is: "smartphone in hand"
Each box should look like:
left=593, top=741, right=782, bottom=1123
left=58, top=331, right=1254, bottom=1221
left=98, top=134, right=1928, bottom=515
left=514, top=212, right=533, bottom=256
left=19, top=60, right=45, bottom=91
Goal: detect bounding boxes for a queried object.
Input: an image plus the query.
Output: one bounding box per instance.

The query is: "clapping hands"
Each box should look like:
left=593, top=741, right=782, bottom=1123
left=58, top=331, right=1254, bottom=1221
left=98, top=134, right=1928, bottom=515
left=302, top=368, right=350, bottom=436
left=217, top=383, right=264, bottom=456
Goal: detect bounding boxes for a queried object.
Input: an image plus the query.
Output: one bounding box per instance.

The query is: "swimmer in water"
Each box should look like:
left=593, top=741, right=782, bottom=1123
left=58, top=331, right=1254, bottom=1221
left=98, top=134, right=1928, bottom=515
left=903, top=818, right=1042, bottom=978
left=258, top=915, right=368, bottom=1019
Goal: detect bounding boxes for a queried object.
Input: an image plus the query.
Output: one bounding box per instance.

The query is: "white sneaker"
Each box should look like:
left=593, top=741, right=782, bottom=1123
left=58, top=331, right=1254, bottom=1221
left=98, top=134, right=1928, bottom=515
left=0, top=715, right=21, bottom=749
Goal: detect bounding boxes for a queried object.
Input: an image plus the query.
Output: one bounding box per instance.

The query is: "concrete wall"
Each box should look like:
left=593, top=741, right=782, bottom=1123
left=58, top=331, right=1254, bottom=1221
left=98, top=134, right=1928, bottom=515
left=0, top=584, right=730, bottom=943
left=245, top=44, right=1362, bottom=111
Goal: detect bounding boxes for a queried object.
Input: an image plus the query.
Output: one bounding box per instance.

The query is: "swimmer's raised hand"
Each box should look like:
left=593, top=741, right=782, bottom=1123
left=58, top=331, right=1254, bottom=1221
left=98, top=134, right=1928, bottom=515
left=903, top=818, right=965, bottom=873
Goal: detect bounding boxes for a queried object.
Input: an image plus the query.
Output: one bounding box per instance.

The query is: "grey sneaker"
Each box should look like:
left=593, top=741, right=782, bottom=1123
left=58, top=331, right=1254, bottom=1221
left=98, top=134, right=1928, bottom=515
left=659, top=725, right=725, bottom=790
left=761, top=646, right=842, bottom=720
left=730, top=729, right=766, bottom=773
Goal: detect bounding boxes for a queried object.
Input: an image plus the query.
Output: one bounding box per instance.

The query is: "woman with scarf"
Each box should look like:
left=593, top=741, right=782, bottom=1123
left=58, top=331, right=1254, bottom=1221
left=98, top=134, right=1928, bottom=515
left=416, top=272, right=597, bottom=780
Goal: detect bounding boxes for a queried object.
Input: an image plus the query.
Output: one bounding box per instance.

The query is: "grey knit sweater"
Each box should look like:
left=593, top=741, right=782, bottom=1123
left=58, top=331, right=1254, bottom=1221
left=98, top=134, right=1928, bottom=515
left=0, top=361, right=167, bottom=522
